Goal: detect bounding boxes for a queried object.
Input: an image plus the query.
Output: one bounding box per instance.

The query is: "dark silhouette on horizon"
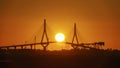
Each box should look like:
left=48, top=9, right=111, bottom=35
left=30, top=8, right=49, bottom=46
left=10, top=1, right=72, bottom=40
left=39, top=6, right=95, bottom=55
left=0, top=19, right=105, bottom=51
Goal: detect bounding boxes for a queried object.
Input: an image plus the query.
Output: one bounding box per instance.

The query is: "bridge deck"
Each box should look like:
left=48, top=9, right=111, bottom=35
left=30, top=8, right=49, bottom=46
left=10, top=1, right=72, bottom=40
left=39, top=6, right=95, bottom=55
left=0, top=41, right=104, bottom=50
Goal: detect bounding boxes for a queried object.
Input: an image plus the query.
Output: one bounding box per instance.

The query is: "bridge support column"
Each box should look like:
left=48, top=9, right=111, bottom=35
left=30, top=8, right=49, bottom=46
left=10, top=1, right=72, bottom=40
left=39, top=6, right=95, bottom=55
left=71, top=23, right=79, bottom=49
left=14, top=46, right=16, bottom=49
left=7, top=47, right=9, bottom=50
left=43, top=46, right=47, bottom=51
left=34, top=36, right=36, bottom=50
left=41, top=19, right=49, bottom=51
left=21, top=46, right=23, bottom=49
left=30, top=45, right=33, bottom=50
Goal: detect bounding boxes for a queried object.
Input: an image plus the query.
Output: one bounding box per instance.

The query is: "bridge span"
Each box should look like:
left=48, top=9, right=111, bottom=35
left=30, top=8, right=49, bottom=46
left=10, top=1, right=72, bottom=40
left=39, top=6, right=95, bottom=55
left=0, top=19, right=104, bottom=51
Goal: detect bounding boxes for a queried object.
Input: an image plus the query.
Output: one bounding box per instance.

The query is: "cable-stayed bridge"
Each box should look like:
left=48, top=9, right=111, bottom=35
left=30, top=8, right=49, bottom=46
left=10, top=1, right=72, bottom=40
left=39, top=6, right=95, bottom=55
left=0, top=19, right=104, bottom=51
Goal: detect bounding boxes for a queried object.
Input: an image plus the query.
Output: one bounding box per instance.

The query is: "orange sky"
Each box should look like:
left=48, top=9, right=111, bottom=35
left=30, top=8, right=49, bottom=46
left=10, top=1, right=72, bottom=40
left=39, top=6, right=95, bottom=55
left=0, top=0, right=120, bottom=50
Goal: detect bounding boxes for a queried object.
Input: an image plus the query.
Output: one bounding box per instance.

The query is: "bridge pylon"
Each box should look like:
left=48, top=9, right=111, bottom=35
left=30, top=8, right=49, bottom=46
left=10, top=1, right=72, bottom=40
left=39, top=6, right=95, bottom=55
left=71, top=23, right=79, bottom=49
left=41, top=19, right=49, bottom=51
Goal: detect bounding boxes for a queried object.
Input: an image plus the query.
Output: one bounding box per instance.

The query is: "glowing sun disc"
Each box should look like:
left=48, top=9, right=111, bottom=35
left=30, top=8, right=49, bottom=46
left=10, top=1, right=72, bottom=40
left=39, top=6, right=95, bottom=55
left=55, top=33, right=65, bottom=42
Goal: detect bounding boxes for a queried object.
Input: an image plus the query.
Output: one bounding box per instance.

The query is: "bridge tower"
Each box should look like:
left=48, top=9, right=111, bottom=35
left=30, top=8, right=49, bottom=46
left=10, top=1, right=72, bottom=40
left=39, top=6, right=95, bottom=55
left=34, top=36, right=36, bottom=50
left=41, top=19, right=49, bottom=51
left=71, top=23, right=79, bottom=49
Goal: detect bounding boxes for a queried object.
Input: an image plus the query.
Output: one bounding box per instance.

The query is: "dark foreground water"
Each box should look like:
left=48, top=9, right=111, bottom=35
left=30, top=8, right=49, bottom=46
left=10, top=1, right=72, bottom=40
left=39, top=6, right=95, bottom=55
left=0, top=49, right=120, bottom=68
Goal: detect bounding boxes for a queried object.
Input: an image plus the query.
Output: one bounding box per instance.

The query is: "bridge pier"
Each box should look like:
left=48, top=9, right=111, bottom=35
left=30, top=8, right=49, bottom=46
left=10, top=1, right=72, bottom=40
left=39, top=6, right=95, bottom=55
left=14, top=46, right=16, bottom=49
left=30, top=45, right=33, bottom=50
left=71, top=45, right=79, bottom=50
left=41, top=43, right=49, bottom=51
left=7, top=47, right=9, bottom=50
left=21, top=46, right=23, bottom=49
left=43, top=46, right=47, bottom=51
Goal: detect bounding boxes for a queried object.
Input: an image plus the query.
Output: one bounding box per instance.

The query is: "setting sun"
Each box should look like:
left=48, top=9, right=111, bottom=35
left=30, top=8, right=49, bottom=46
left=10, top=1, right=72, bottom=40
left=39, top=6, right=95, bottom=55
left=55, top=33, right=65, bottom=42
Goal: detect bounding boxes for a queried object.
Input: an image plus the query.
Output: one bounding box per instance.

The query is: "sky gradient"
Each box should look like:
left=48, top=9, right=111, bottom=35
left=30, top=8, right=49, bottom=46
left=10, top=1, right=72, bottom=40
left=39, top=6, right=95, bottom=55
left=0, top=0, right=120, bottom=50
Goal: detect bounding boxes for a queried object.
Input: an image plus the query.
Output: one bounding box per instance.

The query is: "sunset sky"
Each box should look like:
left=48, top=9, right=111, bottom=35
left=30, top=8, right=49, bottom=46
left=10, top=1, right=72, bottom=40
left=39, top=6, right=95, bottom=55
left=0, top=0, right=120, bottom=50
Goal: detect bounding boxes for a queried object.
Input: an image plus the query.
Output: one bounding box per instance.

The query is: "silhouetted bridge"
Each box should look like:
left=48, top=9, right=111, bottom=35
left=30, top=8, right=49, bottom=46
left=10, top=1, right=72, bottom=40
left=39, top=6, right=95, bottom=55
left=0, top=19, right=104, bottom=51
